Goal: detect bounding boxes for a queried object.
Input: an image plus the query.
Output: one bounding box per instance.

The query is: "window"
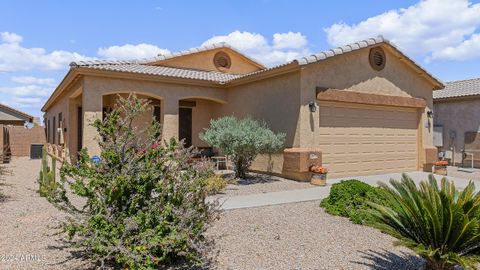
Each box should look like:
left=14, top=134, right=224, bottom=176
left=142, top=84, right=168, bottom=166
left=58, top=112, right=62, bottom=143
left=46, top=119, right=50, bottom=143
left=52, top=116, right=56, bottom=144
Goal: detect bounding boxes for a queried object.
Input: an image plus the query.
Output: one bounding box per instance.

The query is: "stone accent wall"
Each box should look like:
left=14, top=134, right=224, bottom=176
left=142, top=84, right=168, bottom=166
left=6, top=126, right=45, bottom=156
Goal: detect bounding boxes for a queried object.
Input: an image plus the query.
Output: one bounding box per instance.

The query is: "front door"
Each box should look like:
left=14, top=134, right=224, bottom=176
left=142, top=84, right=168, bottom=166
left=179, top=107, right=192, bottom=147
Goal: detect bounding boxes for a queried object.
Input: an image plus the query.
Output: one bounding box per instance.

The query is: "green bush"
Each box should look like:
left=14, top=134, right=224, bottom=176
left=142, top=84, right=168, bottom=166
left=200, top=116, right=285, bottom=179
left=370, top=174, right=480, bottom=270
left=38, top=145, right=58, bottom=197
left=45, top=95, right=218, bottom=269
left=320, top=180, right=386, bottom=225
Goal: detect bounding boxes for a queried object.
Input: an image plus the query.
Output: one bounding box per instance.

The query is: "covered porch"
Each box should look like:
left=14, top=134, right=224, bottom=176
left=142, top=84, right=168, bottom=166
left=52, top=91, right=226, bottom=162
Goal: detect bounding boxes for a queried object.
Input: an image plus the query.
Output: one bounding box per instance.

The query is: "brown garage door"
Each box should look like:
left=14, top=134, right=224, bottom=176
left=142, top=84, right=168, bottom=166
left=318, top=101, right=419, bottom=178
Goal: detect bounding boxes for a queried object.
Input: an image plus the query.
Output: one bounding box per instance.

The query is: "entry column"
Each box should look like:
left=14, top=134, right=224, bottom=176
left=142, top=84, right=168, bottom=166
left=82, top=87, right=102, bottom=156
left=162, top=97, right=179, bottom=141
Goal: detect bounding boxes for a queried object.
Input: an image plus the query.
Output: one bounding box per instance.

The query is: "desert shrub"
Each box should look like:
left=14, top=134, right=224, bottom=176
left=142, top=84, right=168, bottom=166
left=38, top=145, right=58, bottom=197
left=204, top=175, right=228, bottom=195
left=45, top=95, right=218, bottom=269
left=320, top=180, right=387, bottom=225
left=200, top=116, right=285, bottom=179
left=370, top=174, right=480, bottom=270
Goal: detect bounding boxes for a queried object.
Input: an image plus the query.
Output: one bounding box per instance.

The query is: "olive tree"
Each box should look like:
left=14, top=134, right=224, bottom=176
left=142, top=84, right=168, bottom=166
left=200, top=116, right=285, bottom=179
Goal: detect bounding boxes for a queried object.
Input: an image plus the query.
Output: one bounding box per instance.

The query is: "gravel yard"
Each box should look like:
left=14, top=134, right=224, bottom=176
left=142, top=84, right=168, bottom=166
left=1, top=157, right=423, bottom=270
left=206, top=200, right=424, bottom=270
left=216, top=172, right=312, bottom=197
left=0, top=157, right=91, bottom=270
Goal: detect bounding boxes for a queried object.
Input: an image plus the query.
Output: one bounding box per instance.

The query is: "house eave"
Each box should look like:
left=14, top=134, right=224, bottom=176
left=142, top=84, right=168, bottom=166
left=42, top=68, right=226, bottom=112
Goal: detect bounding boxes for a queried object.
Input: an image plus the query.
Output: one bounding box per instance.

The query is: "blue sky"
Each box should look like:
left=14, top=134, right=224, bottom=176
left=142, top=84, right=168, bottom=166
left=1, top=0, right=479, bottom=118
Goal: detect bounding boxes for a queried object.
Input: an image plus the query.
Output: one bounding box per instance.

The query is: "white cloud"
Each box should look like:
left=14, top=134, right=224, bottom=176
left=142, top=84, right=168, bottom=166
left=11, top=76, right=55, bottom=86
left=97, top=43, right=170, bottom=60
left=9, top=97, right=44, bottom=108
left=0, top=32, right=94, bottom=72
left=1, top=32, right=23, bottom=44
left=431, top=33, right=480, bottom=60
left=201, top=30, right=310, bottom=66
left=273, top=32, right=307, bottom=49
left=324, top=0, right=480, bottom=61
left=0, top=85, right=51, bottom=97
left=202, top=31, right=268, bottom=51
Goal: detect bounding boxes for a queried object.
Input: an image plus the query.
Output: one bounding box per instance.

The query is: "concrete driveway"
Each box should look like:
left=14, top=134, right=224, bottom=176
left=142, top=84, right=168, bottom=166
left=214, top=171, right=477, bottom=210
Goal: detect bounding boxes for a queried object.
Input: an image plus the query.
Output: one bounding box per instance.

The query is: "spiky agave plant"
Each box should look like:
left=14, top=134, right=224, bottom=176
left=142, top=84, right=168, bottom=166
left=370, top=174, right=480, bottom=270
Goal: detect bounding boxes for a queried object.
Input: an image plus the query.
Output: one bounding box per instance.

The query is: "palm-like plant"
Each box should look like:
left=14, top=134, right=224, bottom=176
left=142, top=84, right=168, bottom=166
left=370, top=174, right=480, bottom=270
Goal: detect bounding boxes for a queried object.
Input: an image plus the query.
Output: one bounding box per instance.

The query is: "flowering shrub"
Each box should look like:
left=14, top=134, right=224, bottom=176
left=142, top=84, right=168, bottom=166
left=309, top=165, right=328, bottom=174
left=45, top=95, right=218, bottom=269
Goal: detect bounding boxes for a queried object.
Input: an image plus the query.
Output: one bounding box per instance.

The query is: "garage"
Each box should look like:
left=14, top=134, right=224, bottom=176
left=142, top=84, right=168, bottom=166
left=318, top=101, right=419, bottom=178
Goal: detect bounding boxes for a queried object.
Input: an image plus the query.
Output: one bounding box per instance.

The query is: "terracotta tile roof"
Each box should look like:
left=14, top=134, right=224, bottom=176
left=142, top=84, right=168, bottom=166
left=0, top=103, right=34, bottom=121
left=68, top=36, right=442, bottom=86
left=433, top=77, right=480, bottom=100
left=72, top=62, right=242, bottom=83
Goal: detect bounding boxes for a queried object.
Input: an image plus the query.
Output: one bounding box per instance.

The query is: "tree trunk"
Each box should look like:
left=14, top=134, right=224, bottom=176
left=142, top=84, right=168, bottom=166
left=235, top=158, right=246, bottom=179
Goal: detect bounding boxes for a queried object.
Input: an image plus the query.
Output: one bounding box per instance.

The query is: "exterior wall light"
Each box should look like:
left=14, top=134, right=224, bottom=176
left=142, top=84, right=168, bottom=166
left=309, top=101, right=317, bottom=113
left=427, top=110, right=433, bottom=118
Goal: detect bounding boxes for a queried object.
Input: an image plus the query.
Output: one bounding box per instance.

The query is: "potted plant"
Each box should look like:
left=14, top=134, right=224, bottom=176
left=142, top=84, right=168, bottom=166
left=433, top=160, right=448, bottom=175
left=310, top=165, right=328, bottom=186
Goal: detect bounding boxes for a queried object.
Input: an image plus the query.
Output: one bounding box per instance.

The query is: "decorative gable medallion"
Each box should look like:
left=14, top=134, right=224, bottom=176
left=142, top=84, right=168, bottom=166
left=213, top=51, right=231, bottom=71
left=369, top=47, right=386, bottom=71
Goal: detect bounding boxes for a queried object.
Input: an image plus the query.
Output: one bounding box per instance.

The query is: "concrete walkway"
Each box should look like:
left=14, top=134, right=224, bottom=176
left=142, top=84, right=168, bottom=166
left=214, top=171, right=477, bottom=210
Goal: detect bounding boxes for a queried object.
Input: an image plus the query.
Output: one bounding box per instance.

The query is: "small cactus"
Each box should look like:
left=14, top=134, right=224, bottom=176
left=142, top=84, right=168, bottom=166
left=38, top=145, right=57, bottom=197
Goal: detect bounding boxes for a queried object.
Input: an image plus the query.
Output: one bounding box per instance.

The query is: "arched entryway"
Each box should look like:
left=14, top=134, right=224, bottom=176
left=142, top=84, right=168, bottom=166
left=102, top=92, right=163, bottom=139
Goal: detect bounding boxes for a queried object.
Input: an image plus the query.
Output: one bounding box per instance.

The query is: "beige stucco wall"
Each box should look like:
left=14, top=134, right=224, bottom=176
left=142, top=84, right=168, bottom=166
left=221, top=72, right=301, bottom=148
left=154, top=48, right=262, bottom=74
left=43, top=79, right=83, bottom=161
left=434, top=98, right=480, bottom=165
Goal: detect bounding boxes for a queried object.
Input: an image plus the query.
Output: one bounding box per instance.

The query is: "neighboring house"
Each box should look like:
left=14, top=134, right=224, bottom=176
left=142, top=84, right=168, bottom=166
left=0, top=103, right=34, bottom=126
left=0, top=104, right=44, bottom=161
left=433, top=78, right=480, bottom=168
left=42, top=36, right=443, bottom=180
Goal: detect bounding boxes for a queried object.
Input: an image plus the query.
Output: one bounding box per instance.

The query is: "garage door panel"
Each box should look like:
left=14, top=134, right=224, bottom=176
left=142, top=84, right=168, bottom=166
left=318, top=102, right=418, bottom=178
left=322, top=153, right=417, bottom=164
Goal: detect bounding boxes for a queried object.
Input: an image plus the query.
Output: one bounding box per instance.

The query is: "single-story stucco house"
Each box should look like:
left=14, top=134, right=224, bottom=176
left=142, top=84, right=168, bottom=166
left=434, top=77, right=480, bottom=168
left=42, top=36, right=444, bottom=180
left=0, top=103, right=34, bottom=126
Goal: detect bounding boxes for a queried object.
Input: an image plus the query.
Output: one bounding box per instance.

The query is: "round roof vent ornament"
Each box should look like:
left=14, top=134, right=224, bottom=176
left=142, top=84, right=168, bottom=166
left=369, top=47, right=386, bottom=71
left=214, top=52, right=231, bottom=70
